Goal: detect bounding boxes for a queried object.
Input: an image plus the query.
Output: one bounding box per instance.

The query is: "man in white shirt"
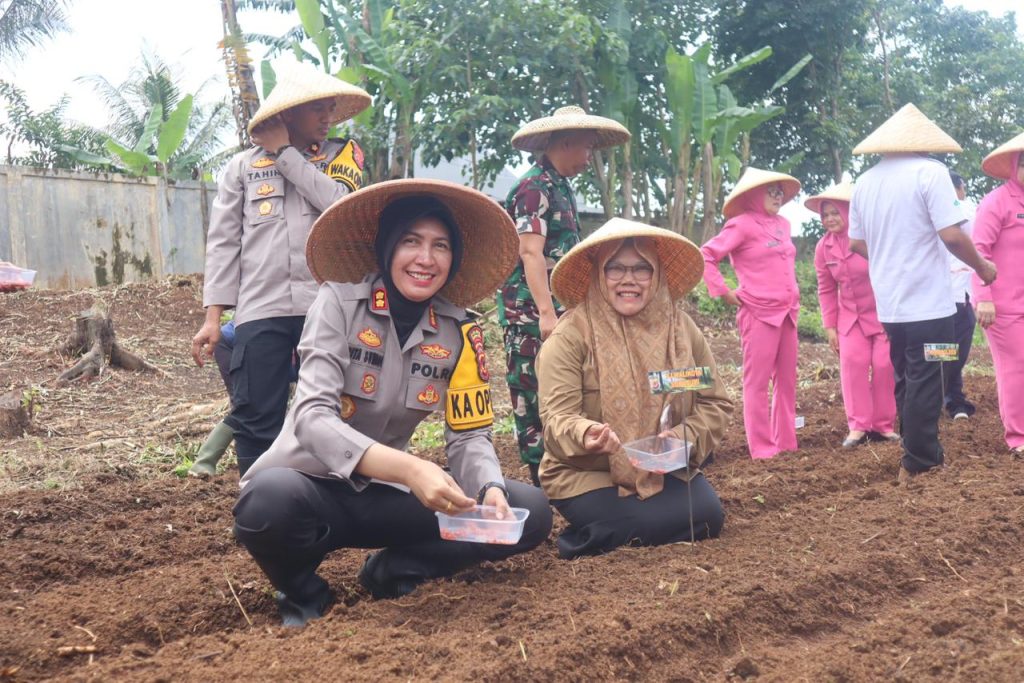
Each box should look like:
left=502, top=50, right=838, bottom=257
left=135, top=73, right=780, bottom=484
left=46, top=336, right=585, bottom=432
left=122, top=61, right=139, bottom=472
left=848, top=104, right=996, bottom=480
left=944, top=171, right=977, bottom=420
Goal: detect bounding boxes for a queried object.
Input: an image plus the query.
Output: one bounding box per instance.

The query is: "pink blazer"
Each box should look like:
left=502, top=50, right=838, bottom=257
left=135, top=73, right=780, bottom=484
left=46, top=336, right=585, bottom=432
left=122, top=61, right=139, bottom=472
left=814, top=233, right=883, bottom=336
left=971, top=178, right=1024, bottom=316
left=702, top=212, right=800, bottom=326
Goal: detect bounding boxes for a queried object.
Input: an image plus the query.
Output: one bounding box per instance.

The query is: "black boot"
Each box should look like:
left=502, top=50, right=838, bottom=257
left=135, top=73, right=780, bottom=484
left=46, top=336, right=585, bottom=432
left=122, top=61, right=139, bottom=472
left=274, top=582, right=332, bottom=628
left=358, top=551, right=422, bottom=600
left=528, top=462, right=541, bottom=488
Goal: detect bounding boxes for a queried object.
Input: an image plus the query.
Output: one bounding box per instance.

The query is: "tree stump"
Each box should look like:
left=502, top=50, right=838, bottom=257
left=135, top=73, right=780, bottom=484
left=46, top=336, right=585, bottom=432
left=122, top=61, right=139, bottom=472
left=0, top=391, right=30, bottom=438
left=57, top=303, right=156, bottom=384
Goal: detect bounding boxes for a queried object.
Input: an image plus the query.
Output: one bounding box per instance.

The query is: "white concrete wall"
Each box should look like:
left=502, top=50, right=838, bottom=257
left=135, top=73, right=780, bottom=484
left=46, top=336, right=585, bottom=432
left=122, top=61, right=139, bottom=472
left=0, top=166, right=214, bottom=289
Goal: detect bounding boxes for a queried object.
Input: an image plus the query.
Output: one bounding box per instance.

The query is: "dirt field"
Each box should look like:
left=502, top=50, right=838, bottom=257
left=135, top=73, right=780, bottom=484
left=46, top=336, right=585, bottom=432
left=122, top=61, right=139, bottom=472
left=2, top=278, right=1022, bottom=682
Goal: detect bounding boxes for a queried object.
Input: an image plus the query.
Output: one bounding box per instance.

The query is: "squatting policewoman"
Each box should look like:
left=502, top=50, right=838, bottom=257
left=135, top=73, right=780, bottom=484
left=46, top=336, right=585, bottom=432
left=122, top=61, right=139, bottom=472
left=234, top=179, right=552, bottom=627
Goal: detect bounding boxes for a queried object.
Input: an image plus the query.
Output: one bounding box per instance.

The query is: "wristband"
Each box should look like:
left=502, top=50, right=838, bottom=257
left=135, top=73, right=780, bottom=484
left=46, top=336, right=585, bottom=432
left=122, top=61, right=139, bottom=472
left=476, top=481, right=509, bottom=504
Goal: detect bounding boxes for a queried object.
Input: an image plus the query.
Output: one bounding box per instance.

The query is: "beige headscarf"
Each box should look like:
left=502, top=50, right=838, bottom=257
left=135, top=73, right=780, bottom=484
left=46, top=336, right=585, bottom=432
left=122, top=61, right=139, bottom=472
left=583, top=238, right=688, bottom=499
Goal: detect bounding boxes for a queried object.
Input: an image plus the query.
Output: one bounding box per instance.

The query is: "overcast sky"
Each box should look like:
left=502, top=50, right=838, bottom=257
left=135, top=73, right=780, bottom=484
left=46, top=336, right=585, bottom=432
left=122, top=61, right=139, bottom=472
left=1, top=0, right=1019, bottom=228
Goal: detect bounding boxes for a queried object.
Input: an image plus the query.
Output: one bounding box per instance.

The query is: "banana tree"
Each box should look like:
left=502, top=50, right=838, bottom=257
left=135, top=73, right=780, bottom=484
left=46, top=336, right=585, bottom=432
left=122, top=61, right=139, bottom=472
left=590, top=0, right=638, bottom=218
left=663, top=43, right=810, bottom=241
left=62, top=95, right=195, bottom=178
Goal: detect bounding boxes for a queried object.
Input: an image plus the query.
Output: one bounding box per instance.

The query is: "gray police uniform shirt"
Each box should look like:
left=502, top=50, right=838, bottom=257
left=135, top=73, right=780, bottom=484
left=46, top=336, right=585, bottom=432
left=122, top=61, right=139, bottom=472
left=202, top=141, right=357, bottom=325
left=241, top=277, right=503, bottom=498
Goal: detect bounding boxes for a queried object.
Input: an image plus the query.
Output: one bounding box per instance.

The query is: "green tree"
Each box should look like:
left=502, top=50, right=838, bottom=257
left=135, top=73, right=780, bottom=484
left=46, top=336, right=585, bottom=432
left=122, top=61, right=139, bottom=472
left=0, top=79, right=107, bottom=169
left=714, top=0, right=1024, bottom=198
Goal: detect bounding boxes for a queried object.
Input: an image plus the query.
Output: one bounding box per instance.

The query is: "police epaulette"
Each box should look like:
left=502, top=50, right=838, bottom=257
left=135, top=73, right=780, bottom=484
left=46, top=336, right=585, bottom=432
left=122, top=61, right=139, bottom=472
left=327, top=136, right=352, bottom=145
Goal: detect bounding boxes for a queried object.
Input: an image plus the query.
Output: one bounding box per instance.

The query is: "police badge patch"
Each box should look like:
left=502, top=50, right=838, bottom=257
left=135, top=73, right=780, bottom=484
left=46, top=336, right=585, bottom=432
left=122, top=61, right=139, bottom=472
left=356, top=327, right=383, bottom=348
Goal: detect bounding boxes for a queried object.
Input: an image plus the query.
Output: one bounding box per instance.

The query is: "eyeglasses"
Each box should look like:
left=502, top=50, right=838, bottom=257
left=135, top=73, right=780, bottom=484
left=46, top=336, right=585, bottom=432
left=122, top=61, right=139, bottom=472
left=765, top=185, right=785, bottom=199
left=604, top=263, right=654, bottom=282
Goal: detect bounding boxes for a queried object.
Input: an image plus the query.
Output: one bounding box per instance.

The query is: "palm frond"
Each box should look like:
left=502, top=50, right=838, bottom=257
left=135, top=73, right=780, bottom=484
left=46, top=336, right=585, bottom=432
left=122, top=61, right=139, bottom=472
left=0, top=0, right=69, bottom=61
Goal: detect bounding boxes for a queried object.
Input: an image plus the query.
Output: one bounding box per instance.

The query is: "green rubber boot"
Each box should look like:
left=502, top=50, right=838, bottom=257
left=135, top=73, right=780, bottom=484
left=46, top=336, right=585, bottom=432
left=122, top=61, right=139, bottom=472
left=188, top=420, right=234, bottom=478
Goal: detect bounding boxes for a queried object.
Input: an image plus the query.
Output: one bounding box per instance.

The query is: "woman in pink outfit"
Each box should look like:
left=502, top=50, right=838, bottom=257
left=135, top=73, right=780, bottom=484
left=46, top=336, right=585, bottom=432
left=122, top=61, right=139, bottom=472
left=808, top=182, right=899, bottom=448
left=702, top=167, right=801, bottom=459
left=973, top=133, right=1024, bottom=454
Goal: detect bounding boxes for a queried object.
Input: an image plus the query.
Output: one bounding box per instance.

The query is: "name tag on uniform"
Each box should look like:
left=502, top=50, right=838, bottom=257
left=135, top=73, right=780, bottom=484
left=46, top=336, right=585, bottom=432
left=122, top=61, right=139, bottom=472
left=765, top=240, right=781, bottom=248
left=923, top=343, right=958, bottom=362
left=648, top=366, right=714, bottom=394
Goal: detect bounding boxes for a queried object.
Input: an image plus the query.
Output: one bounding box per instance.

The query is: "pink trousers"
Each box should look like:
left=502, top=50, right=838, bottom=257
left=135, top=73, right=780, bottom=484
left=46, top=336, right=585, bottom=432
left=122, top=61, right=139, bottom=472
left=838, top=325, right=896, bottom=433
left=985, top=314, right=1024, bottom=448
left=738, top=308, right=798, bottom=459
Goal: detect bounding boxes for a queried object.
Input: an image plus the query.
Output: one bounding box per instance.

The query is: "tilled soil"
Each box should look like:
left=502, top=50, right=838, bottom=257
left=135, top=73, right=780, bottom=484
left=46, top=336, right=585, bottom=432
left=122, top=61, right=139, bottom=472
left=1, top=280, right=1022, bottom=682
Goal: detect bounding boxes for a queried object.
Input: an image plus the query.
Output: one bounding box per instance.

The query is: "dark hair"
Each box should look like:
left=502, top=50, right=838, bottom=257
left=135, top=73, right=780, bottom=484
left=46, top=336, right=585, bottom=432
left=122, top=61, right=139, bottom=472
left=949, top=171, right=965, bottom=189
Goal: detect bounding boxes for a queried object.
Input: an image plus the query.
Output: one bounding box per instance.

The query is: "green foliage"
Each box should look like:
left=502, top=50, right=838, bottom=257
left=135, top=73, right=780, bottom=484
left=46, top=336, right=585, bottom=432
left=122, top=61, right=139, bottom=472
left=69, top=52, right=232, bottom=179
left=0, top=0, right=69, bottom=62
left=795, top=259, right=824, bottom=342
left=410, top=419, right=445, bottom=452
left=713, top=0, right=1024, bottom=196
left=687, top=266, right=736, bottom=320
left=0, top=79, right=110, bottom=170
left=241, top=0, right=806, bottom=234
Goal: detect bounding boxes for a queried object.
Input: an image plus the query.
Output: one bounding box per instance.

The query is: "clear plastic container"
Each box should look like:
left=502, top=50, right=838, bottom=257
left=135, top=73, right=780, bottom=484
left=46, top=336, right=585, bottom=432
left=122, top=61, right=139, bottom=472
left=436, top=505, right=529, bottom=545
left=623, top=435, right=690, bottom=474
left=0, top=264, right=36, bottom=290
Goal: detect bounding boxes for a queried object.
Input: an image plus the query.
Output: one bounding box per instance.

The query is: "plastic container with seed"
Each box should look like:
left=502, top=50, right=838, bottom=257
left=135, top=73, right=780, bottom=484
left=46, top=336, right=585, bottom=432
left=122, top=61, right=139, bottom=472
left=436, top=505, right=530, bottom=545
left=623, top=435, right=691, bottom=474
left=0, top=264, right=36, bottom=291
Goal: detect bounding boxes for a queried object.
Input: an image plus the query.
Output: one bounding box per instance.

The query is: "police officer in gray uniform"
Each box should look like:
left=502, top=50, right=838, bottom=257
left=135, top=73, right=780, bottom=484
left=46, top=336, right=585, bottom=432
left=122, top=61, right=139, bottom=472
left=191, top=62, right=371, bottom=475
left=234, top=180, right=553, bottom=627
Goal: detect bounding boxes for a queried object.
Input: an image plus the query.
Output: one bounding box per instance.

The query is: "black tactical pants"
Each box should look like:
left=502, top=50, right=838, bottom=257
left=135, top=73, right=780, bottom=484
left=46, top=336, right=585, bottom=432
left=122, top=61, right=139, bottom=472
left=233, top=468, right=553, bottom=604
left=225, top=316, right=305, bottom=475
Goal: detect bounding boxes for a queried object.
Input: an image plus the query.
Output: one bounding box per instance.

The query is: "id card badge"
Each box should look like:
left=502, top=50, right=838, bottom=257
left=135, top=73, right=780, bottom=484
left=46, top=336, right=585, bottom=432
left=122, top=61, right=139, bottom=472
left=923, top=343, right=958, bottom=362
left=647, top=366, right=714, bottom=394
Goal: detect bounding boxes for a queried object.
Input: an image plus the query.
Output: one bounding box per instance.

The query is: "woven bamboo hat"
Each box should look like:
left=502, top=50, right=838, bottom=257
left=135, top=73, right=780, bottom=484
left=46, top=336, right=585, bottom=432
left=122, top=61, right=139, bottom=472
left=550, top=218, right=703, bottom=308
left=804, top=180, right=854, bottom=214
left=248, top=60, right=371, bottom=135
left=306, top=179, right=518, bottom=308
left=981, top=130, right=1024, bottom=180
left=722, top=167, right=801, bottom=219
left=511, top=106, right=630, bottom=152
left=852, top=103, right=961, bottom=155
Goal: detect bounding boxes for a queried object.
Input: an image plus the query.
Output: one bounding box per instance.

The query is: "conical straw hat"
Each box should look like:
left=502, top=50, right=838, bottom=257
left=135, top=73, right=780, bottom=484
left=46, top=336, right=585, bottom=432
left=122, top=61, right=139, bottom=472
left=248, top=60, right=371, bottom=135
left=512, top=106, right=630, bottom=152
left=306, top=179, right=518, bottom=309
left=852, top=103, right=961, bottom=155
left=550, top=218, right=703, bottom=308
left=722, top=167, right=801, bottom=220
left=804, top=180, right=854, bottom=214
left=981, top=130, right=1024, bottom=180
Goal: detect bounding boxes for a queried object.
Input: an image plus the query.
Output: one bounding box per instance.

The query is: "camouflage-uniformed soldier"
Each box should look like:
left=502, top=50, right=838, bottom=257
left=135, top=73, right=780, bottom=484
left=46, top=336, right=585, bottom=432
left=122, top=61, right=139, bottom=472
left=498, top=106, right=630, bottom=485
left=191, top=61, right=370, bottom=475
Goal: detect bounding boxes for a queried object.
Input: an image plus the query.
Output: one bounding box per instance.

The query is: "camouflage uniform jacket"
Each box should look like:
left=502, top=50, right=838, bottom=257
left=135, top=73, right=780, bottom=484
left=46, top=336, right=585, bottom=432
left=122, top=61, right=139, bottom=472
left=497, top=158, right=580, bottom=328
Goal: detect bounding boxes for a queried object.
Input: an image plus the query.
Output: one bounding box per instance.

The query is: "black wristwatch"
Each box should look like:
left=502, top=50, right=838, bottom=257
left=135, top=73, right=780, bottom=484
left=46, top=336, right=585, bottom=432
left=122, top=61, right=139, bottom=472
left=269, top=144, right=293, bottom=157
left=477, top=481, right=509, bottom=504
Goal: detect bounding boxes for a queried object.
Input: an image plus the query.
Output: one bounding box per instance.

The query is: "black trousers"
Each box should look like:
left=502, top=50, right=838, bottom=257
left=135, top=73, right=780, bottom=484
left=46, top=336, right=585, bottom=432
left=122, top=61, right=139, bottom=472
left=225, top=316, right=305, bottom=474
left=551, top=474, right=724, bottom=559
left=943, top=300, right=976, bottom=417
left=883, top=315, right=955, bottom=473
left=213, top=337, right=233, bottom=396
left=233, top=468, right=553, bottom=603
